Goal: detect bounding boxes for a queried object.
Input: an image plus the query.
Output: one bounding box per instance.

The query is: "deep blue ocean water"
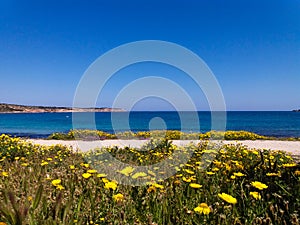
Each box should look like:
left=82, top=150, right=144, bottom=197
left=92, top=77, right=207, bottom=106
left=0, top=111, right=300, bottom=138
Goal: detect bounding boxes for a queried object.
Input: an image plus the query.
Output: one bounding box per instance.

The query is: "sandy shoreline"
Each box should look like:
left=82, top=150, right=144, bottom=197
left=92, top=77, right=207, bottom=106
left=28, top=139, right=300, bottom=156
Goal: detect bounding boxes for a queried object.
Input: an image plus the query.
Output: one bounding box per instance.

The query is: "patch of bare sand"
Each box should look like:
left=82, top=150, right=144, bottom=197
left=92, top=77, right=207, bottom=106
left=28, top=139, right=300, bottom=157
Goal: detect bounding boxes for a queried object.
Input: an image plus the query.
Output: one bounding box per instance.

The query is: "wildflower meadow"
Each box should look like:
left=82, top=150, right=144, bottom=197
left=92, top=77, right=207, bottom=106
left=0, top=132, right=299, bottom=224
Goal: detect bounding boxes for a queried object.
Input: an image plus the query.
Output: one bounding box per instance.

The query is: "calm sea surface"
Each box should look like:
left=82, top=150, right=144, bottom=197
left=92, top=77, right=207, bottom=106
left=0, top=111, right=299, bottom=138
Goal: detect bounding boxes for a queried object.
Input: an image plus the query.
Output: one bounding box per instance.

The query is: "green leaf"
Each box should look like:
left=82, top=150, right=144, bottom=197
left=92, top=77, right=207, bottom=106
left=32, top=185, right=43, bottom=210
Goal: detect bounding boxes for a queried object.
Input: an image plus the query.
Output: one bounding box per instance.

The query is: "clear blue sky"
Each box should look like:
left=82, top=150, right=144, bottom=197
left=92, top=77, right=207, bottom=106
left=0, top=0, right=299, bottom=111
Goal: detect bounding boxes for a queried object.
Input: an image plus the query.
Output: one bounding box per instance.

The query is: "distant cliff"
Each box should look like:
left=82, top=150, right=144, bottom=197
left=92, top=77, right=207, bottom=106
left=0, top=103, right=125, bottom=113
left=292, top=109, right=300, bottom=112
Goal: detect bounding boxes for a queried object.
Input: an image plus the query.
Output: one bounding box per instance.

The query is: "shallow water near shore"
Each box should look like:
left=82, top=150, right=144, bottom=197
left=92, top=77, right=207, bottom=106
left=0, top=111, right=300, bottom=138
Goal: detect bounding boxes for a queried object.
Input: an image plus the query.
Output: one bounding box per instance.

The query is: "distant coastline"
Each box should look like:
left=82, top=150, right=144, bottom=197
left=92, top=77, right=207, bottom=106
left=292, top=109, right=300, bottom=112
left=0, top=103, right=125, bottom=113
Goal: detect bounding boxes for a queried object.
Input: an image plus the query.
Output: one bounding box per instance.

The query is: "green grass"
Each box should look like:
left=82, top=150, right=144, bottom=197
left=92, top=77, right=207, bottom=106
left=0, top=134, right=299, bottom=224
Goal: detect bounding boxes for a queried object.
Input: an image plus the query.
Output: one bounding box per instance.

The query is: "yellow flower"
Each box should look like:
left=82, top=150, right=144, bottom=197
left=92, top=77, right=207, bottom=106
left=251, top=181, right=268, bottom=190
left=252, top=150, right=259, bottom=155
left=87, top=169, right=97, bottom=174
left=212, top=167, right=219, bottom=172
left=218, top=193, right=237, bottom=204
left=104, top=181, right=118, bottom=190
left=285, top=155, right=292, bottom=160
left=189, top=183, right=202, bottom=189
left=218, top=149, right=225, bottom=154
left=230, top=175, right=236, bottom=179
left=174, top=180, right=181, bottom=185
left=283, top=163, right=297, bottom=168
left=225, top=164, right=231, bottom=171
left=56, top=185, right=65, bottom=190
left=21, top=163, right=29, bottom=167
left=233, top=172, right=245, bottom=177
left=147, top=186, right=156, bottom=193
left=119, top=166, right=135, bottom=176
left=97, top=173, right=107, bottom=178
left=294, top=170, right=300, bottom=176
left=113, top=193, right=124, bottom=202
left=1, top=171, right=8, bottom=177
left=51, top=179, right=61, bottom=186
left=236, top=164, right=244, bottom=170
left=132, top=172, right=147, bottom=179
left=69, top=165, right=75, bottom=169
left=47, top=158, right=53, bottom=161
left=185, top=169, right=195, bottom=174
left=213, top=160, right=222, bottom=167
left=194, top=203, right=211, bottom=215
left=243, top=150, right=249, bottom=155
left=182, top=177, right=192, bottom=182
left=152, top=183, right=164, bottom=189
left=266, top=172, right=280, bottom=177
left=206, top=172, right=215, bottom=175
left=250, top=191, right=261, bottom=200
left=82, top=173, right=92, bottom=179
left=102, top=178, right=109, bottom=183
left=41, top=162, right=48, bottom=166
left=81, top=163, right=89, bottom=168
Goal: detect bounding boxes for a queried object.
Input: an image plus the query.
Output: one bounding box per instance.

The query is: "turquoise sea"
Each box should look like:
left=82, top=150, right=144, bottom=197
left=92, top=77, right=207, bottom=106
left=0, top=111, right=300, bottom=138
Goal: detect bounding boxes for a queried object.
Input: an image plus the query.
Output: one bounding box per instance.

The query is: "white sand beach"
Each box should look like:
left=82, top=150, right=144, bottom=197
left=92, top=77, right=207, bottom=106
left=28, top=139, right=300, bottom=156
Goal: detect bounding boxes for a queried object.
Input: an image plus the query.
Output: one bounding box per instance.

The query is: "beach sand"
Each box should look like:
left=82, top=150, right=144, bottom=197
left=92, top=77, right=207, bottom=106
left=28, top=139, right=300, bottom=156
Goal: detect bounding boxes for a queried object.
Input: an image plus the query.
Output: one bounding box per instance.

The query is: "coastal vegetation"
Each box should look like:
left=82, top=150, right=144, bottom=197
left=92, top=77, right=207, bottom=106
left=0, top=134, right=299, bottom=224
left=47, top=129, right=300, bottom=141
left=47, top=130, right=270, bottom=141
